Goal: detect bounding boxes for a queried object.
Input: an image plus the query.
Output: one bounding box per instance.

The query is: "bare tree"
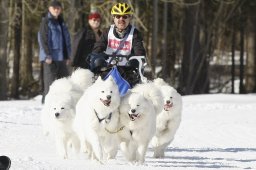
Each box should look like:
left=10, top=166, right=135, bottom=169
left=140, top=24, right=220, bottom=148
left=19, top=0, right=35, bottom=97
left=239, top=8, right=245, bottom=94
left=0, top=0, right=9, bottom=100
left=244, top=2, right=256, bottom=93
left=179, top=0, right=206, bottom=95
left=161, top=1, right=168, bottom=79
left=231, top=17, right=236, bottom=94
left=151, top=0, right=158, bottom=78
left=10, top=0, right=22, bottom=99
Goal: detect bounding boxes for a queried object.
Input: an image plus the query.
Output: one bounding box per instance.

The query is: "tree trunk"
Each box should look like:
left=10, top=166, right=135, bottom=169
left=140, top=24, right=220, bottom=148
left=245, top=15, right=255, bottom=93
left=254, top=16, right=256, bottom=92
left=239, top=11, right=245, bottom=94
left=10, top=0, right=22, bottom=99
left=231, top=18, right=236, bottom=94
left=180, top=1, right=208, bottom=95
left=20, top=0, right=34, bottom=97
left=151, top=0, right=158, bottom=78
left=0, top=0, right=9, bottom=100
left=168, top=3, right=176, bottom=85
left=67, top=0, right=84, bottom=39
left=162, top=1, right=167, bottom=79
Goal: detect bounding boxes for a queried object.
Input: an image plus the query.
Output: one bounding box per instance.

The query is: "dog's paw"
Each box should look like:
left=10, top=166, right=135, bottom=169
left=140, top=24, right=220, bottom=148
left=57, top=149, right=68, bottom=159
left=153, top=151, right=164, bottom=158
left=58, top=153, right=68, bottom=159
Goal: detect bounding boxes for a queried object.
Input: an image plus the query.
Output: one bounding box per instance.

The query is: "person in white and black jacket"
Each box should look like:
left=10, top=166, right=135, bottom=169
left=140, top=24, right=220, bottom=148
left=88, top=3, right=146, bottom=87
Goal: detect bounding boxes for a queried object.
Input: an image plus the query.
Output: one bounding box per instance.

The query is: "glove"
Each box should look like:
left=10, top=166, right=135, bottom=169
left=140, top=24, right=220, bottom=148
left=87, top=52, right=108, bottom=73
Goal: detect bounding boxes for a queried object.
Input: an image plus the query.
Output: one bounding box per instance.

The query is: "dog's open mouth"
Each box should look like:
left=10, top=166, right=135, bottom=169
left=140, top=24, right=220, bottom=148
left=164, top=103, right=173, bottom=111
left=128, top=113, right=140, bottom=121
left=100, top=98, right=111, bottom=106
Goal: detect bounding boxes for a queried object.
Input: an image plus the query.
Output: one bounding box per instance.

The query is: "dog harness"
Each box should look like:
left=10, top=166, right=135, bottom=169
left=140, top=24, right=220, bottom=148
left=94, top=109, right=112, bottom=123
left=105, top=126, right=125, bottom=134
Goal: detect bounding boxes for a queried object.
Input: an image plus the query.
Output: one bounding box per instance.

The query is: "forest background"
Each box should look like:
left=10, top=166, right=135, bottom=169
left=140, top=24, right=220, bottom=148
left=0, top=0, right=255, bottom=100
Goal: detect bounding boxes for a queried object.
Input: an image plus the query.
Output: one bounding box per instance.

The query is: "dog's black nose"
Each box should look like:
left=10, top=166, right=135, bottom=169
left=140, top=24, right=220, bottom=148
left=55, top=113, right=60, bottom=117
left=166, top=100, right=170, bottom=104
left=106, top=95, right=111, bottom=100
left=131, top=109, right=136, bottom=113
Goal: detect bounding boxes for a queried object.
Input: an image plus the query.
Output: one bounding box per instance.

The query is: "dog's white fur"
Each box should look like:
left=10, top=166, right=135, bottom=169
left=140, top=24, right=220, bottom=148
left=41, top=93, right=80, bottom=159
left=119, top=92, right=156, bottom=164
left=41, top=69, right=94, bottom=158
left=73, top=76, right=121, bottom=162
left=151, top=78, right=182, bottom=158
left=70, top=68, right=94, bottom=92
left=131, top=82, right=164, bottom=114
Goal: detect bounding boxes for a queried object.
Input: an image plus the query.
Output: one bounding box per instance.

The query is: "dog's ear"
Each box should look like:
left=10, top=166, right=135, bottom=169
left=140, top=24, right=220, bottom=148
left=153, top=78, right=169, bottom=86
left=95, top=76, right=103, bottom=83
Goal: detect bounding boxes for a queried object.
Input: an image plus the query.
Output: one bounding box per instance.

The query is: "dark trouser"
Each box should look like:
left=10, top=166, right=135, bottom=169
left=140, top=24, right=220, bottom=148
left=42, top=61, right=69, bottom=104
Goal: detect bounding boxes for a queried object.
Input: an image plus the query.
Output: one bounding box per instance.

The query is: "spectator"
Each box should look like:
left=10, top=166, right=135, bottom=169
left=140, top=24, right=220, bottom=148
left=71, top=12, right=102, bottom=69
left=38, top=0, right=71, bottom=104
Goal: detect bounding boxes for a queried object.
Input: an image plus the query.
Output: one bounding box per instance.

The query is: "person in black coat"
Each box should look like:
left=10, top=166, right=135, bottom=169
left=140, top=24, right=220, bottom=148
left=71, top=12, right=102, bottom=69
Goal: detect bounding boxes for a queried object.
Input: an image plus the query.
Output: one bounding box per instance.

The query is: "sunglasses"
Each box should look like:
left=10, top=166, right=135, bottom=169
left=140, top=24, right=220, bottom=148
left=114, top=15, right=130, bottom=19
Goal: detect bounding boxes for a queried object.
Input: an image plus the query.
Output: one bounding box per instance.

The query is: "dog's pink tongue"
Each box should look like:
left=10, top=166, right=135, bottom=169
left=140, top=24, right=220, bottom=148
left=164, top=103, right=173, bottom=111
left=101, top=98, right=111, bottom=106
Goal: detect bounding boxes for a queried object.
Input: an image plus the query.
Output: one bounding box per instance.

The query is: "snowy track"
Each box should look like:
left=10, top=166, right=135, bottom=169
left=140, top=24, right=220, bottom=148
left=0, top=94, right=256, bottom=169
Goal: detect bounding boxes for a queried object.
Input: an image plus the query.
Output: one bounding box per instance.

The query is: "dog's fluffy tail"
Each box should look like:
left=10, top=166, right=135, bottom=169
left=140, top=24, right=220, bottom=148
left=49, top=77, right=73, bottom=94
left=70, top=68, right=94, bottom=91
left=132, top=82, right=164, bottom=114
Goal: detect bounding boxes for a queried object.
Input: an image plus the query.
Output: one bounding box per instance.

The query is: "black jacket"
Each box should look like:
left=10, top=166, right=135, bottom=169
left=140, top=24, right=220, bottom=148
left=92, top=24, right=146, bottom=57
left=71, top=26, right=102, bottom=68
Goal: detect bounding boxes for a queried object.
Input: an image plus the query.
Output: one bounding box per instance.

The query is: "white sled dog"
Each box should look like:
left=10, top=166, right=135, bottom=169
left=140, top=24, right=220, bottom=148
left=73, top=76, right=121, bottom=162
left=119, top=91, right=156, bottom=164
left=41, top=69, right=94, bottom=159
left=41, top=93, right=80, bottom=159
left=151, top=78, right=182, bottom=158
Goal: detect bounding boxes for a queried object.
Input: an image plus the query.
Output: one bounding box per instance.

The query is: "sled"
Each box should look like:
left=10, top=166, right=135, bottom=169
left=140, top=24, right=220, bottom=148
left=102, top=55, right=148, bottom=96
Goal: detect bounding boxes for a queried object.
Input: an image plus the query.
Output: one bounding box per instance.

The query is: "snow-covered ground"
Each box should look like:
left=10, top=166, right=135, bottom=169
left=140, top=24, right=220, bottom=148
left=0, top=94, right=256, bottom=170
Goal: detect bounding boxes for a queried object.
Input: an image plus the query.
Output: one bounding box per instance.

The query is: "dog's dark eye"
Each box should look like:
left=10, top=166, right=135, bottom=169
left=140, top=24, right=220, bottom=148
left=110, top=91, right=112, bottom=93
left=101, top=91, right=104, bottom=93
left=170, top=97, right=173, bottom=99
left=137, top=104, right=140, bottom=107
left=61, top=107, right=64, bottom=110
left=54, top=108, right=56, bottom=110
